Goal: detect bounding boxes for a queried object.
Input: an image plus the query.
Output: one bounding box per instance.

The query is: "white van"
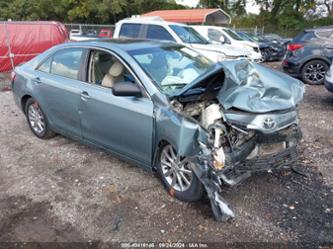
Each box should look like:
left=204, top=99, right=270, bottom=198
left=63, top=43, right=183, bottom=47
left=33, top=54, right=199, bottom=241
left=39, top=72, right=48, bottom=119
left=113, top=17, right=250, bottom=63
left=192, top=25, right=263, bottom=62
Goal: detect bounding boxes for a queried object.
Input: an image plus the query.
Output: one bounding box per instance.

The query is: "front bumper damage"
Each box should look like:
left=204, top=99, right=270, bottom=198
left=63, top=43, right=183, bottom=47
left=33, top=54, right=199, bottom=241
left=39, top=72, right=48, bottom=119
left=156, top=59, right=305, bottom=222
left=190, top=125, right=302, bottom=221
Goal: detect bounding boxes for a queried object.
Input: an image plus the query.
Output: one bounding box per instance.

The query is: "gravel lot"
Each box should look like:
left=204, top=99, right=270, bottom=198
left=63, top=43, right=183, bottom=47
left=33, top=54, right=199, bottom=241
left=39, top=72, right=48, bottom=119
left=0, top=63, right=332, bottom=247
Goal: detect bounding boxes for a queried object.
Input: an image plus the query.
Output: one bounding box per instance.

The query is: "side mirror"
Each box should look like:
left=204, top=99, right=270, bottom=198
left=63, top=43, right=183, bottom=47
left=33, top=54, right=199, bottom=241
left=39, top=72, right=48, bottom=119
left=112, top=82, right=142, bottom=97
left=219, top=36, right=225, bottom=43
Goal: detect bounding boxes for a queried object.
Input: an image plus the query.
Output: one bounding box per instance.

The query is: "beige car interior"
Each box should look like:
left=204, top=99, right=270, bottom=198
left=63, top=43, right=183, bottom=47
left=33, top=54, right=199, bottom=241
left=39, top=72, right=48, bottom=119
left=89, top=51, right=126, bottom=88
left=101, top=61, right=125, bottom=88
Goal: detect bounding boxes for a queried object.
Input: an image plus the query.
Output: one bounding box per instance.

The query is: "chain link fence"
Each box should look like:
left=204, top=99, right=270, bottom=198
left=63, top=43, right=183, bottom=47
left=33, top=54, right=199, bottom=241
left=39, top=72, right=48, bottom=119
left=232, top=26, right=265, bottom=35
left=65, top=23, right=115, bottom=36
left=0, top=73, right=10, bottom=91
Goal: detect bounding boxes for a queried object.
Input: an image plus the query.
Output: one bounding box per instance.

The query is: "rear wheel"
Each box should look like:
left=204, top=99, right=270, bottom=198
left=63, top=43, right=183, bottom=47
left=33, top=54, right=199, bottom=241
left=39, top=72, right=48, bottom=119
left=25, top=98, right=55, bottom=139
left=301, top=60, right=329, bottom=85
left=157, top=144, right=204, bottom=202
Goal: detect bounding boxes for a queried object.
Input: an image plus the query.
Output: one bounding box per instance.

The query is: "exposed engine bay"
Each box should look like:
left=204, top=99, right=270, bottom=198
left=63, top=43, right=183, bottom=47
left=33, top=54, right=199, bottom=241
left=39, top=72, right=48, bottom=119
left=167, top=61, right=304, bottom=221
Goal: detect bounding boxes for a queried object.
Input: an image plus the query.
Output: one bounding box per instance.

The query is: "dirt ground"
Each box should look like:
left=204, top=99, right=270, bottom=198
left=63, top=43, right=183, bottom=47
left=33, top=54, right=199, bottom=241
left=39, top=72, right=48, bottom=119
left=0, top=62, right=332, bottom=247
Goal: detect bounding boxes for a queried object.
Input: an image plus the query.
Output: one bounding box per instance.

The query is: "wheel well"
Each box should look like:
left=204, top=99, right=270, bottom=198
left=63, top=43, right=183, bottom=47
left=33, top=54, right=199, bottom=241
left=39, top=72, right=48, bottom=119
left=152, top=139, right=170, bottom=171
left=301, top=58, right=330, bottom=72
left=21, top=95, right=32, bottom=114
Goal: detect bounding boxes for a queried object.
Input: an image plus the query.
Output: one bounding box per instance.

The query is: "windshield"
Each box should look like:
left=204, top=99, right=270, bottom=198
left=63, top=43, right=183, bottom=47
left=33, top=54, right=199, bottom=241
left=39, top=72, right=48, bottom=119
left=244, top=33, right=265, bottom=42
left=129, top=45, right=214, bottom=96
left=237, top=32, right=252, bottom=41
left=223, top=28, right=243, bottom=41
left=170, top=25, right=209, bottom=44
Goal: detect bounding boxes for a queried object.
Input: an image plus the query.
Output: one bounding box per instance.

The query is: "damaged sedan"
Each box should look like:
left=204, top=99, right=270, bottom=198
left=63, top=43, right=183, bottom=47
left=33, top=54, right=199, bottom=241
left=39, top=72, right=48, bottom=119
left=11, top=40, right=304, bottom=221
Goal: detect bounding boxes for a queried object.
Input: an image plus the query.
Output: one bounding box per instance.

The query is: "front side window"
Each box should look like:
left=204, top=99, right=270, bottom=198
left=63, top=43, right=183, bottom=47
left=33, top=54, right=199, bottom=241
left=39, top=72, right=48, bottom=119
left=51, top=49, right=83, bottom=80
left=119, top=23, right=142, bottom=38
left=88, top=50, right=135, bottom=88
left=146, top=25, right=175, bottom=41
left=129, top=45, right=214, bottom=96
left=169, top=25, right=209, bottom=44
left=208, top=28, right=224, bottom=43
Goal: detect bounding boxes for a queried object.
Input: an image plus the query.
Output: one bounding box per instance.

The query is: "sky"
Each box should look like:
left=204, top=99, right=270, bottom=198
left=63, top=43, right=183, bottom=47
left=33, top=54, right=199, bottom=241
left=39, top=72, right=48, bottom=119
left=176, top=0, right=260, bottom=14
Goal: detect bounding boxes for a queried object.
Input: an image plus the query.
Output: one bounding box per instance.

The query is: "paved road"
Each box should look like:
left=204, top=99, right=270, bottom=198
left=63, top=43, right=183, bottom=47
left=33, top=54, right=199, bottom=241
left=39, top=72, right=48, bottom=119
left=0, top=68, right=332, bottom=245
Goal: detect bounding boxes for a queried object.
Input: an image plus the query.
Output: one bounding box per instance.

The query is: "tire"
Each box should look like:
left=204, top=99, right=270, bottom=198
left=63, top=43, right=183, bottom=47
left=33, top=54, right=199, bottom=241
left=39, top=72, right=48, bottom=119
left=25, top=98, right=55, bottom=139
left=156, top=144, right=204, bottom=202
left=301, top=60, right=329, bottom=85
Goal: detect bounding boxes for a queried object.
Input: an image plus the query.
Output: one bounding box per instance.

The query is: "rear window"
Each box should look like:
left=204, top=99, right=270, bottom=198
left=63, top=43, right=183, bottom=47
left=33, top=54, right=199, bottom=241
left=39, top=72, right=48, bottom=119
left=119, top=23, right=142, bottom=38
left=316, top=30, right=333, bottom=39
left=293, top=31, right=316, bottom=42
left=146, top=25, right=175, bottom=41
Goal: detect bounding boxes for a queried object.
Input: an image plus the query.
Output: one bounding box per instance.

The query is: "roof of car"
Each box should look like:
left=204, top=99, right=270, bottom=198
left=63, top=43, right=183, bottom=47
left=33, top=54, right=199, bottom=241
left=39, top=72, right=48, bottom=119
left=117, top=17, right=188, bottom=27
left=62, top=38, right=182, bottom=52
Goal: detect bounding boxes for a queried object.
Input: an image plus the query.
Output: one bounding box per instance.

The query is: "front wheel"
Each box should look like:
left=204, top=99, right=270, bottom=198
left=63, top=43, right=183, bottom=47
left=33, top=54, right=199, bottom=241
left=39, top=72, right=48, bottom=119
left=157, top=144, right=204, bottom=202
left=301, top=60, right=329, bottom=85
left=25, top=98, right=55, bottom=139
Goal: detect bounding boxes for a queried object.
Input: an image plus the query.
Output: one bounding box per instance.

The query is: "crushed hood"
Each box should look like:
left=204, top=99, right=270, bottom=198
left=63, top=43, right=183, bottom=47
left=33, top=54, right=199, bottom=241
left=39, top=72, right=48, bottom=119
left=217, top=60, right=305, bottom=113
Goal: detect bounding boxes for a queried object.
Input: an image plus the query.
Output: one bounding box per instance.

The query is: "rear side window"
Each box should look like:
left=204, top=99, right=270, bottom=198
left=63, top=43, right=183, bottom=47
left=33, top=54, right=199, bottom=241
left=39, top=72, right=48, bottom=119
left=119, top=23, right=142, bottom=38
left=51, top=49, right=84, bottom=80
left=146, top=25, right=175, bottom=41
left=38, top=57, right=52, bottom=73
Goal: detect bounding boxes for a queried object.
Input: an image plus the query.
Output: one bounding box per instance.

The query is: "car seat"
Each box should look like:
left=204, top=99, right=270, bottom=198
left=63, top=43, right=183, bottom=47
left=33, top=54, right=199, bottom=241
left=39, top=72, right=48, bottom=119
left=101, top=61, right=125, bottom=88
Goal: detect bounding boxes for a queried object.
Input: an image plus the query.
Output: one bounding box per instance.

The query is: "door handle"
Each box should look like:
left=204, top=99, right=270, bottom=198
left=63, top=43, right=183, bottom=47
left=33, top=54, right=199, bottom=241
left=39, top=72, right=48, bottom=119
left=34, top=77, right=42, bottom=84
left=81, top=91, right=90, bottom=101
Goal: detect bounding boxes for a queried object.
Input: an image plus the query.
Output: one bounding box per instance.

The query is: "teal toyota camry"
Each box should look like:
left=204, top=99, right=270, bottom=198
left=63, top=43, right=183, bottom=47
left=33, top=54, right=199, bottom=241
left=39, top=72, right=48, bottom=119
left=12, top=39, right=304, bottom=221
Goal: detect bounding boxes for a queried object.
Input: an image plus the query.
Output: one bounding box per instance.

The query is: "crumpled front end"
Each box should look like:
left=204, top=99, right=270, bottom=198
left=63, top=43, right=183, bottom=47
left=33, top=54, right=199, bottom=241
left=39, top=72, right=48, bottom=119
left=160, top=60, right=305, bottom=221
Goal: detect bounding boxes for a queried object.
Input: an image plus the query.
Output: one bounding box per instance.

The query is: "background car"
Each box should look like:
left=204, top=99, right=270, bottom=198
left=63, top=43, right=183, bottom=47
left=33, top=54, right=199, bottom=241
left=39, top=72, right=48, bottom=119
left=99, top=28, right=113, bottom=38
left=69, top=29, right=82, bottom=40
left=263, top=33, right=291, bottom=46
left=282, top=26, right=333, bottom=85
left=237, top=31, right=286, bottom=62
left=192, top=26, right=262, bottom=62
left=113, top=17, right=250, bottom=62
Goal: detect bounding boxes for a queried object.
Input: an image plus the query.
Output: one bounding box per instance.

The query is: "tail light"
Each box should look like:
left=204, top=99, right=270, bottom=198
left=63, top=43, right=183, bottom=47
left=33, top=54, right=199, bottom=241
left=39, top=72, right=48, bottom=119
left=287, top=43, right=304, bottom=52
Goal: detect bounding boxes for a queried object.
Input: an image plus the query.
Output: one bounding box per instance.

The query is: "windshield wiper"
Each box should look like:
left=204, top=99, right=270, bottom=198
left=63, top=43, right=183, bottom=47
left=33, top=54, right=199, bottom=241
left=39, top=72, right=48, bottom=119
left=162, top=83, right=187, bottom=88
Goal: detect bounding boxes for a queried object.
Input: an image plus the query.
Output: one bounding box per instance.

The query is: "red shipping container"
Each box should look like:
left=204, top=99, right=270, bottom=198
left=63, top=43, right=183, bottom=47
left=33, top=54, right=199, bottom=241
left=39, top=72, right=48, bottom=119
left=0, top=21, right=68, bottom=72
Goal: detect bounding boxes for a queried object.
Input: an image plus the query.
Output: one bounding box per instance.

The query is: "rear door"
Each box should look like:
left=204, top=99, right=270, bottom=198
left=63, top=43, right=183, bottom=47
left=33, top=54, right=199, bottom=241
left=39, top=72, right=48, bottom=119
left=78, top=49, right=154, bottom=166
left=33, top=48, right=87, bottom=140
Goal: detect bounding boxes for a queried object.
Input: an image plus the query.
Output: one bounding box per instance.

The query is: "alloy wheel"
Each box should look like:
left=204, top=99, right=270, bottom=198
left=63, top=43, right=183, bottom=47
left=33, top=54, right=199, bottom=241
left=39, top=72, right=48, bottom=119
left=160, top=145, right=193, bottom=192
left=28, top=102, right=46, bottom=135
left=304, top=62, right=326, bottom=84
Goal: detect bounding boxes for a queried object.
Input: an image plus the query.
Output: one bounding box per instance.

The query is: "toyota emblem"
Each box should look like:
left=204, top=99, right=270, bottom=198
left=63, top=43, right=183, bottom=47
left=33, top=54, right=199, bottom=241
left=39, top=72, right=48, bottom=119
left=263, top=117, right=276, bottom=129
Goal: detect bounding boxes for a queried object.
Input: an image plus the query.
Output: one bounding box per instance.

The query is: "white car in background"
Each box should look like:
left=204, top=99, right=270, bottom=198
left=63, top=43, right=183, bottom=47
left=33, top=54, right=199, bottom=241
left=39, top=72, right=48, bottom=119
left=113, top=17, right=250, bottom=63
left=69, top=29, right=82, bottom=40
left=192, top=25, right=263, bottom=62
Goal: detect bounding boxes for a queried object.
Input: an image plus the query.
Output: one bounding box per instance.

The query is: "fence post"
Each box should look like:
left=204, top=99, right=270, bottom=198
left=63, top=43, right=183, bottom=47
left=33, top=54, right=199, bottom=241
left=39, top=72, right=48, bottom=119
left=4, top=22, right=15, bottom=71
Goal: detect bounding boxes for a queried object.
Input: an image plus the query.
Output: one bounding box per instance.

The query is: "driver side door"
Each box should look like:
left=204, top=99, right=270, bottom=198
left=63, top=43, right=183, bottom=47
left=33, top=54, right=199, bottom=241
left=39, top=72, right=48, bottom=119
left=78, top=49, right=154, bottom=167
